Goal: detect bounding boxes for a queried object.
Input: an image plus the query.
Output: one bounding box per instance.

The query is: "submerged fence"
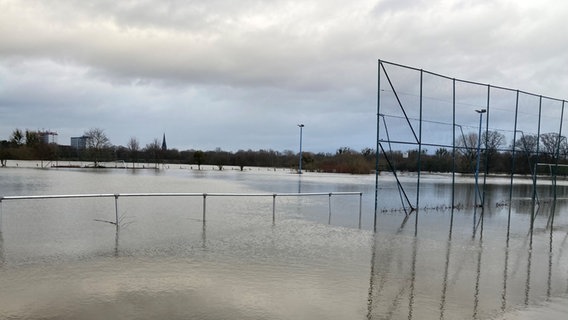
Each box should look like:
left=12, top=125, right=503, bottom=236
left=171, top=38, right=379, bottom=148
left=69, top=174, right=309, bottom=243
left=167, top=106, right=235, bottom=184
left=0, top=191, right=364, bottom=231
left=374, top=59, right=568, bottom=232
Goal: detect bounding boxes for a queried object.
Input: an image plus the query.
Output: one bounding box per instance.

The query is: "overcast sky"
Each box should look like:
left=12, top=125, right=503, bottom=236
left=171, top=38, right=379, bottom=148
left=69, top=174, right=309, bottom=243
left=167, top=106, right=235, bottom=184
left=1, top=0, right=567, bottom=153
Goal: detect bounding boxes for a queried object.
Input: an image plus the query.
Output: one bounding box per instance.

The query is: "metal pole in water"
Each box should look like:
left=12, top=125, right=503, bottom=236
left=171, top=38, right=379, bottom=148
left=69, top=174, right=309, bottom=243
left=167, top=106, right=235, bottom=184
left=508, top=91, right=520, bottom=234
left=298, top=124, right=304, bottom=174
left=530, top=96, right=543, bottom=235
left=328, top=193, right=332, bottom=225
left=481, top=85, right=491, bottom=208
left=114, top=194, right=119, bottom=228
left=0, top=198, right=3, bottom=233
left=359, top=193, right=363, bottom=229
left=374, top=60, right=382, bottom=233
left=415, top=69, right=423, bottom=236
left=202, top=193, right=207, bottom=222
left=549, top=100, right=566, bottom=231
left=474, top=109, right=486, bottom=207
left=451, top=79, right=456, bottom=232
left=272, top=194, right=276, bottom=225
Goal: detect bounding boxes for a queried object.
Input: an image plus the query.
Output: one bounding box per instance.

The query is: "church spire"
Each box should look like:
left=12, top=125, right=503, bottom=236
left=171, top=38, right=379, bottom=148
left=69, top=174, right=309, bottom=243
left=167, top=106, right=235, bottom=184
left=161, top=133, right=167, bottom=151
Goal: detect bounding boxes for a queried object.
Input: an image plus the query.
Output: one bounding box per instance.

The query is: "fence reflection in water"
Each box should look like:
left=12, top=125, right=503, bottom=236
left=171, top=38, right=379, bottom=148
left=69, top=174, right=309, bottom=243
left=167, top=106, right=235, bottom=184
left=368, top=204, right=568, bottom=320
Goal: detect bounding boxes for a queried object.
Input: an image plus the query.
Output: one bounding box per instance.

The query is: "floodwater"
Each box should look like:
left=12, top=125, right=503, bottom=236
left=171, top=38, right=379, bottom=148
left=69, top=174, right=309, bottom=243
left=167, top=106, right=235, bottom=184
left=0, top=162, right=567, bottom=319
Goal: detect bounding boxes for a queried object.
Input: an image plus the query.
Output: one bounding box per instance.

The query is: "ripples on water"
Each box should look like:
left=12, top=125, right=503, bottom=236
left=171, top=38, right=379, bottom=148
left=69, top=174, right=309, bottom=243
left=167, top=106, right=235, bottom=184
left=0, top=219, right=373, bottom=319
left=1, top=164, right=568, bottom=319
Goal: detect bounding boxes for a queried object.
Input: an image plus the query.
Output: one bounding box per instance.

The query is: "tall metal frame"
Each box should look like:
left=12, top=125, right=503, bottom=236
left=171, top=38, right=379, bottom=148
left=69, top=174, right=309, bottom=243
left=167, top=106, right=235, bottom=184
left=374, top=60, right=567, bottom=234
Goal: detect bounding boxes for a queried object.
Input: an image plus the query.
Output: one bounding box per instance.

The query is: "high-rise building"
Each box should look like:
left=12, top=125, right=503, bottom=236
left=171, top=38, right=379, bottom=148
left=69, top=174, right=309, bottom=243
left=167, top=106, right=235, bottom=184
left=38, top=131, right=58, bottom=144
left=71, top=136, right=89, bottom=150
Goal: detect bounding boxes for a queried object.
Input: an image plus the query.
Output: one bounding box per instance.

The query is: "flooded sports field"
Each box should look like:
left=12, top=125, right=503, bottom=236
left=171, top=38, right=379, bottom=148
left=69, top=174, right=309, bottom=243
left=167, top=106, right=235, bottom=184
left=1, top=163, right=567, bottom=319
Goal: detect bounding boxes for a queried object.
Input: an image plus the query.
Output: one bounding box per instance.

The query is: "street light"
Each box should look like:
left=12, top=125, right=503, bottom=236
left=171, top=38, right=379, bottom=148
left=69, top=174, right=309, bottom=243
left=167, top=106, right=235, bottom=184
left=298, top=124, right=304, bottom=174
left=474, top=109, right=486, bottom=207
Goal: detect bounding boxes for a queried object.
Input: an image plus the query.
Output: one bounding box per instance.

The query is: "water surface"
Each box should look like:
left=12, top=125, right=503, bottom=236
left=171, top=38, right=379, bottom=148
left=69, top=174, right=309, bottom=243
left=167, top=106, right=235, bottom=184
left=1, top=163, right=567, bottom=319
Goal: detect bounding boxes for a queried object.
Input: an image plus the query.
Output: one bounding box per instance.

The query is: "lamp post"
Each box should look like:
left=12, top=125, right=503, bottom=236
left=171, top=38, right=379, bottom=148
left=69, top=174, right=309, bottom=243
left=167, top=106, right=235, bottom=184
left=474, top=109, right=486, bottom=207
left=298, top=124, right=304, bottom=174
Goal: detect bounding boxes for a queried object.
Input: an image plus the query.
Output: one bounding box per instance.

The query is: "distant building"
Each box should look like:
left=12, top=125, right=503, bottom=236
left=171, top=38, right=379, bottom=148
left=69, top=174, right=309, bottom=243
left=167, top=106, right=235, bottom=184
left=161, top=133, right=167, bottom=151
left=38, top=131, right=58, bottom=144
left=71, top=136, right=89, bottom=150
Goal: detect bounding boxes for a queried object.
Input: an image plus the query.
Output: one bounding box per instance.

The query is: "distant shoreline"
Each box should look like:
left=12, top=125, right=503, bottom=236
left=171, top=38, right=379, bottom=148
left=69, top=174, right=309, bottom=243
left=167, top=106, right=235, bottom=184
left=0, top=159, right=294, bottom=172
left=3, top=160, right=568, bottom=186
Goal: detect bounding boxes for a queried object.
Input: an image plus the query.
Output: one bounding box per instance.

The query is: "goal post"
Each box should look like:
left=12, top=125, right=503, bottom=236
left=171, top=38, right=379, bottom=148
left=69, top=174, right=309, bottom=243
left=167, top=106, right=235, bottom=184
left=535, top=163, right=568, bottom=178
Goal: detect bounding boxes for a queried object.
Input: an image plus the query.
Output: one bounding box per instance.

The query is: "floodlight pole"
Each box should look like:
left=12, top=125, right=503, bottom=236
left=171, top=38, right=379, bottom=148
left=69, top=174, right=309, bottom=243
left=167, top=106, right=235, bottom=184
left=298, top=124, right=304, bottom=174
left=474, top=109, right=486, bottom=207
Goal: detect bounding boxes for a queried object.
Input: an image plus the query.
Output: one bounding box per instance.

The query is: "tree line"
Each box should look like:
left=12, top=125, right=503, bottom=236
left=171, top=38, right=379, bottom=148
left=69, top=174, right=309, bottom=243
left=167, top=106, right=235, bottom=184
left=2, top=127, right=568, bottom=175
left=0, top=128, right=376, bottom=173
left=384, top=131, right=568, bottom=175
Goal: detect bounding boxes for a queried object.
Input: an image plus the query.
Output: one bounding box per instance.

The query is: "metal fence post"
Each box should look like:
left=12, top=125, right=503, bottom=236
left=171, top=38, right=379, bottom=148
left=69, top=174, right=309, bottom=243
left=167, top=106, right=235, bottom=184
left=328, top=193, right=332, bottom=224
left=359, top=193, right=363, bottom=229
left=0, top=198, right=3, bottom=233
left=114, top=194, right=119, bottom=228
left=0, top=191, right=364, bottom=231
left=272, top=194, right=276, bottom=224
left=202, top=193, right=207, bottom=222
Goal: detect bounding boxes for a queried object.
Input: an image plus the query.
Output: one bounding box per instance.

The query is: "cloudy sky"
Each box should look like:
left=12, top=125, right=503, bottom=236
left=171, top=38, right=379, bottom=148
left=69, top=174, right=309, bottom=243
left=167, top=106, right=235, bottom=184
left=1, top=0, right=567, bottom=153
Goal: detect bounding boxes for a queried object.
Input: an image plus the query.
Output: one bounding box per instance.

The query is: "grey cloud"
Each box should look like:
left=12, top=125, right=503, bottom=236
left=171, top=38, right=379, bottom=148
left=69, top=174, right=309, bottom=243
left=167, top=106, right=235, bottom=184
left=2, top=0, right=568, bottom=153
left=0, top=0, right=380, bottom=92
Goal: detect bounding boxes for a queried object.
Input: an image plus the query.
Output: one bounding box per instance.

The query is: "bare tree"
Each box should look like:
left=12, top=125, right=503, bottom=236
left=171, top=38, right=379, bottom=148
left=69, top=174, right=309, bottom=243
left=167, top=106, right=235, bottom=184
left=84, top=128, right=112, bottom=167
left=361, top=147, right=375, bottom=160
left=482, top=130, right=505, bottom=152
left=435, top=148, right=450, bottom=158
left=193, top=150, right=204, bottom=170
left=514, top=134, right=539, bottom=155
left=127, top=137, right=140, bottom=168
left=481, top=130, right=505, bottom=169
left=511, top=133, right=541, bottom=174
left=144, top=138, right=161, bottom=168
left=540, top=132, right=567, bottom=159
left=455, top=132, right=478, bottom=171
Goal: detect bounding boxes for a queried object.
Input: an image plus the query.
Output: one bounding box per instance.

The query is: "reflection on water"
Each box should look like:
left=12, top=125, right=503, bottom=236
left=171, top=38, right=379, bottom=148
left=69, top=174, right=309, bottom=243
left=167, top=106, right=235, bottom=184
left=0, top=220, right=373, bottom=319
left=368, top=205, right=568, bottom=319
left=0, top=231, right=4, bottom=267
left=1, top=166, right=568, bottom=319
